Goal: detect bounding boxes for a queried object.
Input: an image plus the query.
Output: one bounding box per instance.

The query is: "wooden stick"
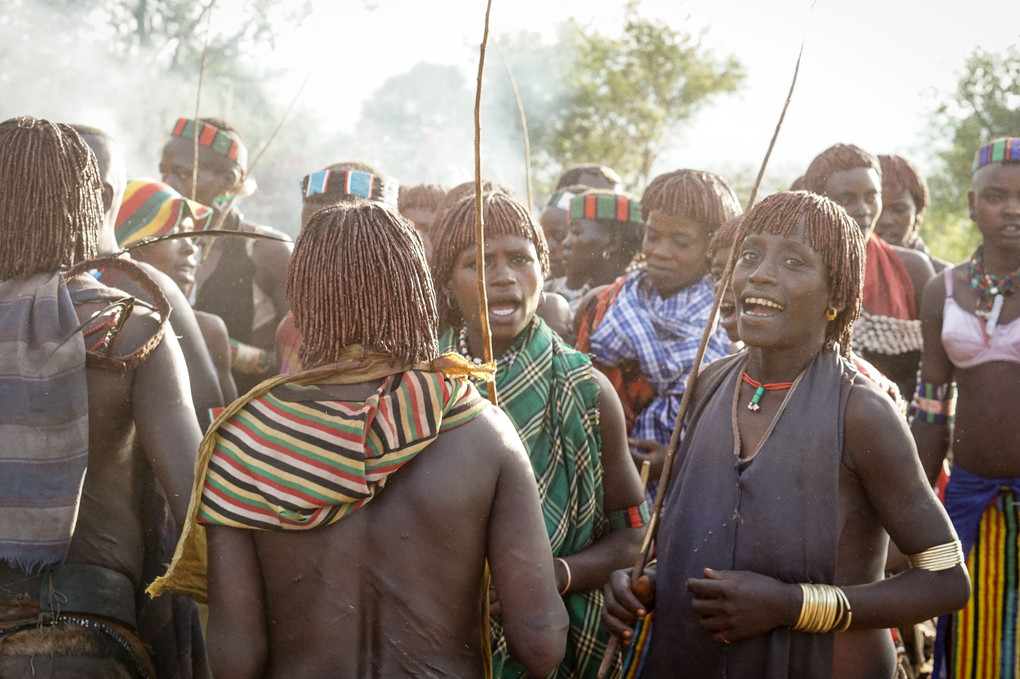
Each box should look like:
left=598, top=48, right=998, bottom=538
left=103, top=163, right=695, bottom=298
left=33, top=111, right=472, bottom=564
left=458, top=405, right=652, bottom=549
left=495, top=40, right=533, bottom=209
left=191, top=2, right=214, bottom=202
left=473, top=0, right=498, bottom=407
left=596, top=42, right=805, bottom=679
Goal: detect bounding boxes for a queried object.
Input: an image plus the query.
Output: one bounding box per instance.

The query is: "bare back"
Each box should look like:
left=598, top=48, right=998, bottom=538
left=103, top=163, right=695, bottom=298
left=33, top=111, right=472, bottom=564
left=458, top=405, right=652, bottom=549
left=206, top=401, right=568, bottom=679
left=0, top=273, right=200, bottom=595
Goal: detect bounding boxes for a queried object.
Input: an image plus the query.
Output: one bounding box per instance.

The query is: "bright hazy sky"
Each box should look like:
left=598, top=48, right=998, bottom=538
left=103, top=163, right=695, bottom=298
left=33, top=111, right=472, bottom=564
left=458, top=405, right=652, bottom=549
left=263, top=0, right=1019, bottom=184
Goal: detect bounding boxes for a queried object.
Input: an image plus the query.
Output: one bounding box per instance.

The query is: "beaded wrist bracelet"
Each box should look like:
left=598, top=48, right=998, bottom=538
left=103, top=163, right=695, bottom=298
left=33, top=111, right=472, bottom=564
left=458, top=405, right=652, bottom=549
left=907, top=380, right=956, bottom=425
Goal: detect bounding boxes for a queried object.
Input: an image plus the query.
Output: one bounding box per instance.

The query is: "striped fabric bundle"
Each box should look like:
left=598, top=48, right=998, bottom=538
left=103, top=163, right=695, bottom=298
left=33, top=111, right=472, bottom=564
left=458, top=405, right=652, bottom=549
left=197, top=370, right=485, bottom=531
left=115, top=179, right=213, bottom=248
left=0, top=273, right=88, bottom=572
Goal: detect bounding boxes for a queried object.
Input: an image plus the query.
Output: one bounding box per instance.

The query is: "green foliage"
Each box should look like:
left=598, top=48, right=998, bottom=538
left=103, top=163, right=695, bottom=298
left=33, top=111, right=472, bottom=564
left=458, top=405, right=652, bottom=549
left=926, top=46, right=1020, bottom=263
left=554, top=2, right=744, bottom=188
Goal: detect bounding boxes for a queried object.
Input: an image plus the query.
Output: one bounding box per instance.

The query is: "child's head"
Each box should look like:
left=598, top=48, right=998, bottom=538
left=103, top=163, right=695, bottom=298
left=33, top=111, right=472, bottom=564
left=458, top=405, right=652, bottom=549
left=639, top=169, right=742, bottom=297
left=969, top=138, right=1020, bottom=249
left=708, top=215, right=743, bottom=342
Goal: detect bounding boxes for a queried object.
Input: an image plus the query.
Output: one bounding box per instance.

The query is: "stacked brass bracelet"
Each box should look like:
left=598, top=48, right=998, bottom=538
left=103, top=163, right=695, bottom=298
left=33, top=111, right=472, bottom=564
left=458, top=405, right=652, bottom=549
left=793, top=584, right=852, bottom=634
left=908, top=540, right=965, bottom=571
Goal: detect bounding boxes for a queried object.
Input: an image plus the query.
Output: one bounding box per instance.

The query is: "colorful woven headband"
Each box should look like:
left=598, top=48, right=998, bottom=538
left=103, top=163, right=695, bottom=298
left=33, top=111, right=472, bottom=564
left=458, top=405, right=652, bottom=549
left=973, top=138, right=1020, bottom=173
left=115, top=179, right=213, bottom=248
left=170, top=118, right=247, bottom=167
left=570, top=193, right=643, bottom=224
left=545, top=191, right=576, bottom=211
left=301, top=170, right=399, bottom=206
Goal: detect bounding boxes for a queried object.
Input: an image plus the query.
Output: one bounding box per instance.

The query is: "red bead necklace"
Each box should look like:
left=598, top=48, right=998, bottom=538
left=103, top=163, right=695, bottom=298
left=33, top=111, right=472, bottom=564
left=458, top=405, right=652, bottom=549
left=741, top=372, right=795, bottom=412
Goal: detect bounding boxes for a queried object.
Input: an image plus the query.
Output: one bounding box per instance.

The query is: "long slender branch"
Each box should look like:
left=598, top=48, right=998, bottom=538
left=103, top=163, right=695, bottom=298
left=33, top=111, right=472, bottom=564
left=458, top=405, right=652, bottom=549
left=495, top=40, right=533, bottom=208
left=474, top=0, right=498, bottom=407
left=596, top=39, right=807, bottom=679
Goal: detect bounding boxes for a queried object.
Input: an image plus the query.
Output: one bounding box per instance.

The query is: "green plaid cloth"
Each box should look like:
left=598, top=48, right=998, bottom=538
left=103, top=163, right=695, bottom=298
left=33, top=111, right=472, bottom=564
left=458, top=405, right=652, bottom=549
left=440, top=318, right=620, bottom=679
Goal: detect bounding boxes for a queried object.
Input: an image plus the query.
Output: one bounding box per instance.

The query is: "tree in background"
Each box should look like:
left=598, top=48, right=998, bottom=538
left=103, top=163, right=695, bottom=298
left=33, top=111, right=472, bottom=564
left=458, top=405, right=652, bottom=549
left=0, top=0, right=315, bottom=236
left=926, top=47, right=1020, bottom=263
left=553, top=1, right=744, bottom=188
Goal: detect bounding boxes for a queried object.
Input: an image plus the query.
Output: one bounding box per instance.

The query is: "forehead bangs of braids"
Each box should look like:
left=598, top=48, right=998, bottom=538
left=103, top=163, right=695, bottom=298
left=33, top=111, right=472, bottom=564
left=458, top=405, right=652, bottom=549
left=804, top=143, right=881, bottom=196
left=733, top=191, right=865, bottom=357
left=287, top=200, right=438, bottom=368
left=0, top=116, right=102, bottom=279
left=640, top=169, right=742, bottom=238
left=878, top=154, right=929, bottom=217
left=431, top=190, right=549, bottom=329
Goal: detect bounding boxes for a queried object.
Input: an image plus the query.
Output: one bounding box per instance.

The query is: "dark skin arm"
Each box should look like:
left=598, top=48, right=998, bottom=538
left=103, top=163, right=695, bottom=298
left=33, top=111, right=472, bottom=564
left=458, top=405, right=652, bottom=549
left=555, top=370, right=645, bottom=593
left=486, top=409, right=570, bottom=677
left=207, top=526, right=268, bottom=679
left=893, top=244, right=936, bottom=314
left=684, top=382, right=969, bottom=643
left=130, top=324, right=202, bottom=524
left=491, top=371, right=645, bottom=612
left=910, top=271, right=954, bottom=484
left=250, top=236, right=293, bottom=352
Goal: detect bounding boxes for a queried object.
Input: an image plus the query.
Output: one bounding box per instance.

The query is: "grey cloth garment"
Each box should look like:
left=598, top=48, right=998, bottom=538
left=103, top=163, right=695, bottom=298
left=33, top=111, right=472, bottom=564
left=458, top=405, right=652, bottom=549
left=643, top=350, right=855, bottom=678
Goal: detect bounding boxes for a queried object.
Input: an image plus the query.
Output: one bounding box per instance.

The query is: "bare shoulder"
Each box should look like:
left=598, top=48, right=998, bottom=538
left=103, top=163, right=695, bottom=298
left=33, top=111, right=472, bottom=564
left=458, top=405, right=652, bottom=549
left=537, top=293, right=572, bottom=340
left=892, top=244, right=936, bottom=287
left=459, top=403, right=532, bottom=470
left=843, top=374, right=913, bottom=467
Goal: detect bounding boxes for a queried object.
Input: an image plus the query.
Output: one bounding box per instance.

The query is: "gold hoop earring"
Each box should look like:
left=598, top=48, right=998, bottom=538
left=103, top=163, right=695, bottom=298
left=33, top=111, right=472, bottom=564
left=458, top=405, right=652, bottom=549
left=825, top=307, right=837, bottom=321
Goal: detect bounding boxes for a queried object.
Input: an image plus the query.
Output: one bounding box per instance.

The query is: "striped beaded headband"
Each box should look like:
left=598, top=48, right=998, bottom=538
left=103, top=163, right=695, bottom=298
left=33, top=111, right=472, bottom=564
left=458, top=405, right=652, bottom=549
left=545, top=191, right=576, bottom=211
left=170, top=118, right=246, bottom=167
left=569, top=193, right=643, bottom=225
left=972, top=138, right=1020, bottom=173
left=301, top=170, right=399, bottom=206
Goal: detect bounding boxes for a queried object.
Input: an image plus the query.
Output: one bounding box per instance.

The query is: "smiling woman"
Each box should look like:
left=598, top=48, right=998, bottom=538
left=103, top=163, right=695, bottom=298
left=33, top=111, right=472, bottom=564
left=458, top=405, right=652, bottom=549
left=430, top=189, right=647, bottom=679
left=602, top=191, right=970, bottom=679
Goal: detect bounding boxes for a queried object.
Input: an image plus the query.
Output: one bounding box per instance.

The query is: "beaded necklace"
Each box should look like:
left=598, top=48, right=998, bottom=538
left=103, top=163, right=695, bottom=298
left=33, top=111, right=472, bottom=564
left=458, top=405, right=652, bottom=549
left=741, top=372, right=794, bottom=412
left=967, top=245, right=1020, bottom=335
left=458, top=327, right=484, bottom=365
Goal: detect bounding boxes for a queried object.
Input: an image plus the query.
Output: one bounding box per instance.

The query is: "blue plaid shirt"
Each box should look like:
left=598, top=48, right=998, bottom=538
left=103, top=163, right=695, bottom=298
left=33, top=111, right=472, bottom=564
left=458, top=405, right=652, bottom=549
left=589, top=269, right=729, bottom=448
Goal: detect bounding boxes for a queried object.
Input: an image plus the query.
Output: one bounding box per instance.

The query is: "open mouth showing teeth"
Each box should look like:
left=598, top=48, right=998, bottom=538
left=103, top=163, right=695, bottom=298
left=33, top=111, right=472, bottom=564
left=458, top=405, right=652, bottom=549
left=742, top=296, right=784, bottom=316
left=489, top=303, right=519, bottom=318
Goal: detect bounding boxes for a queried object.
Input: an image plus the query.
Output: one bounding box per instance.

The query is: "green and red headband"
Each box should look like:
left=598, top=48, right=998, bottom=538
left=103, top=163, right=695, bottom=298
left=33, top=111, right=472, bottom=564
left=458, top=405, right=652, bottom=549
left=170, top=118, right=246, bottom=168
left=569, top=193, right=643, bottom=225
left=973, top=138, right=1020, bottom=174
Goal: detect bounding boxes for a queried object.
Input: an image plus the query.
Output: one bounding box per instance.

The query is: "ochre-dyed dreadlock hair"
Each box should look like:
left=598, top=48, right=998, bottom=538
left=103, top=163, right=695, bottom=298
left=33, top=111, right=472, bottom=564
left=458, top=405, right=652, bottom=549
left=0, top=116, right=102, bottom=279
left=431, top=189, right=549, bottom=329
left=399, top=183, right=448, bottom=214
left=287, top=199, right=438, bottom=367
left=732, top=191, right=864, bottom=358
left=878, top=154, right=929, bottom=226
left=432, top=180, right=509, bottom=228
left=708, top=215, right=744, bottom=262
left=804, top=144, right=881, bottom=196
left=640, top=169, right=742, bottom=238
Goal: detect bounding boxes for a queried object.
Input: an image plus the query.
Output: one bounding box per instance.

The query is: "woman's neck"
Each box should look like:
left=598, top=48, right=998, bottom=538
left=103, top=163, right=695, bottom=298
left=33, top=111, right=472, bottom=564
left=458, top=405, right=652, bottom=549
left=743, top=343, right=824, bottom=384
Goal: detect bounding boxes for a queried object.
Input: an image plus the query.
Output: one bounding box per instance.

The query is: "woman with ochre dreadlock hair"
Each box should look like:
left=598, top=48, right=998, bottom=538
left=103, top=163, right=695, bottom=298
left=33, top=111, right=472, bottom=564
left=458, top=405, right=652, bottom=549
left=802, top=143, right=935, bottom=400
left=574, top=169, right=738, bottom=498
left=0, top=116, right=102, bottom=279
left=603, top=190, right=968, bottom=679
left=289, top=200, right=437, bottom=368
left=729, top=191, right=863, bottom=357
left=433, top=189, right=645, bottom=679
left=876, top=154, right=950, bottom=272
